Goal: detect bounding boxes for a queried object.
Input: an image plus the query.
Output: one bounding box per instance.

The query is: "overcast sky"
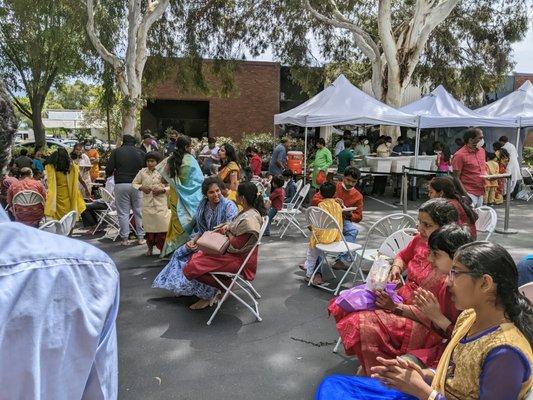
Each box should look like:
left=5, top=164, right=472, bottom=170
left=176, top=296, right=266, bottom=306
left=513, top=28, right=533, bottom=73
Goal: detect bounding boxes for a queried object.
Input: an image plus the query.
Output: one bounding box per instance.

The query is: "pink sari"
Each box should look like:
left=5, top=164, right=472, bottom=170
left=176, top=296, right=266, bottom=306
left=328, top=234, right=460, bottom=375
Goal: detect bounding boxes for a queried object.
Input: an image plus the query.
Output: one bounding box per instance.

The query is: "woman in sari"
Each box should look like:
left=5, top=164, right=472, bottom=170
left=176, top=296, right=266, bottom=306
left=316, top=242, right=533, bottom=400
left=309, top=138, right=333, bottom=189
left=217, top=143, right=240, bottom=202
left=152, top=177, right=239, bottom=305
left=132, top=151, right=170, bottom=256
left=328, top=199, right=460, bottom=375
left=182, top=181, right=266, bottom=309
left=157, top=135, right=204, bottom=257
left=44, top=148, right=88, bottom=220
left=427, top=176, right=478, bottom=238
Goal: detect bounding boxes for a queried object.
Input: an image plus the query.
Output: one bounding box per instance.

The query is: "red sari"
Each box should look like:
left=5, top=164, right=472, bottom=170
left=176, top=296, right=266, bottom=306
left=447, top=198, right=476, bottom=239
left=328, top=234, right=460, bottom=375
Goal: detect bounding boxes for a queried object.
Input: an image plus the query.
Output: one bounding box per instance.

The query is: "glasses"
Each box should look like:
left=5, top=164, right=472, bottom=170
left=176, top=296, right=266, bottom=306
left=448, top=267, right=479, bottom=282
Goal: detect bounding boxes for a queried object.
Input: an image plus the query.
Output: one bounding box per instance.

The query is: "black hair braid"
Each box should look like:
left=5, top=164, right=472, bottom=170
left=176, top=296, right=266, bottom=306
left=168, top=136, right=190, bottom=178
left=237, top=181, right=266, bottom=216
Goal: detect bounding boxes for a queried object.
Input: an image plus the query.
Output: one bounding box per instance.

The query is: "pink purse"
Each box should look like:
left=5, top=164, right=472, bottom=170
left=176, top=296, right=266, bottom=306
left=196, top=231, right=230, bottom=255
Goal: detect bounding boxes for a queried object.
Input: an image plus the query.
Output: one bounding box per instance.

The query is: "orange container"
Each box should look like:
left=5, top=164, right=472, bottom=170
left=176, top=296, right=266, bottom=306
left=287, top=151, right=304, bottom=174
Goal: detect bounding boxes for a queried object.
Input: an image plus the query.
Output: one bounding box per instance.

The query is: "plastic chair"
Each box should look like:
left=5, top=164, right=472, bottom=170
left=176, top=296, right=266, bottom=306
left=11, top=190, right=45, bottom=222
left=305, top=207, right=362, bottom=295
left=38, top=220, right=60, bottom=234
left=354, top=213, right=417, bottom=278
left=516, top=168, right=533, bottom=202
left=277, top=183, right=310, bottom=239
left=58, top=210, right=78, bottom=235
left=92, top=187, right=117, bottom=234
left=284, top=179, right=303, bottom=205
left=519, top=282, right=533, bottom=302
left=207, top=216, right=269, bottom=325
left=475, top=206, right=497, bottom=241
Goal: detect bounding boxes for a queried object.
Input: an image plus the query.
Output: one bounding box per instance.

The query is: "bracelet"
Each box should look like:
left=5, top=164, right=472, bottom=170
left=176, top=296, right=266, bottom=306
left=427, top=390, right=439, bottom=400
left=393, top=306, right=403, bottom=316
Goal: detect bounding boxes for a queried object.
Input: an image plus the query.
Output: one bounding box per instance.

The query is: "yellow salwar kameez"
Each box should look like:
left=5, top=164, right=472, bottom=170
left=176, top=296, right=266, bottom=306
left=44, top=164, right=86, bottom=220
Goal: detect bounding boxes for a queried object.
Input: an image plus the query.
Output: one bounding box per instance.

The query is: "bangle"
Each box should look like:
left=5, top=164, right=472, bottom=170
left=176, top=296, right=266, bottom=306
left=427, top=390, right=439, bottom=400
left=393, top=306, right=403, bottom=316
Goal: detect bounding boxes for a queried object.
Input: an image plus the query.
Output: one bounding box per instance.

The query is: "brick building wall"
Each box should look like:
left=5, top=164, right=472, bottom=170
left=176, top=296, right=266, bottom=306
left=514, top=73, right=533, bottom=90
left=142, top=60, right=280, bottom=141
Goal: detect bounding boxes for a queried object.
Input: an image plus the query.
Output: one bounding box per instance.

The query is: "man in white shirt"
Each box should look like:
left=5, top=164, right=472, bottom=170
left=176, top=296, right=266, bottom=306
left=499, top=135, right=522, bottom=195
left=335, top=130, right=352, bottom=156
left=199, top=137, right=220, bottom=174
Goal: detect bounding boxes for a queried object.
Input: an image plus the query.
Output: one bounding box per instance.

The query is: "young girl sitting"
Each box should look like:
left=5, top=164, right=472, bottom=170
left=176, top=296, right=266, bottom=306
left=303, top=181, right=343, bottom=285
left=264, top=175, right=285, bottom=236
left=316, top=242, right=533, bottom=400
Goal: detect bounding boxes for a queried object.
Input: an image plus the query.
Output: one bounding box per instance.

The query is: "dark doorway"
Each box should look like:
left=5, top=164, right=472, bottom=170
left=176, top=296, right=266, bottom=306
left=144, top=99, right=209, bottom=139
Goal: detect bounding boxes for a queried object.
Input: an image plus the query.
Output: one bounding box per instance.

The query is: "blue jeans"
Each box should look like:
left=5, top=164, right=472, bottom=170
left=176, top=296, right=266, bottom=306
left=337, top=220, right=359, bottom=266
left=264, top=207, right=278, bottom=235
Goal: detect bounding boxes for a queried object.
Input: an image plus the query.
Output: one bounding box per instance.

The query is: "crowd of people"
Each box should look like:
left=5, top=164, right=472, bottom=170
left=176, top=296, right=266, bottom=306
left=1, top=76, right=532, bottom=399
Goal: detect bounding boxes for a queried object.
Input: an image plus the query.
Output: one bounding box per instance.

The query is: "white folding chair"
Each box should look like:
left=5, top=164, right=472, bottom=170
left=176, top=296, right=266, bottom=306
left=92, top=187, right=118, bottom=235
left=277, top=183, right=310, bottom=239
left=305, top=207, right=362, bottom=295
left=354, top=213, right=417, bottom=278
left=377, top=228, right=418, bottom=259
left=475, top=206, right=497, bottom=241
left=58, top=210, right=78, bottom=236
left=516, top=168, right=533, bottom=202
left=39, top=220, right=60, bottom=234
left=206, top=216, right=269, bottom=325
left=284, top=179, right=303, bottom=206
left=11, top=190, right=45, bottom=222
left=519, top=282, right=533, bottom=302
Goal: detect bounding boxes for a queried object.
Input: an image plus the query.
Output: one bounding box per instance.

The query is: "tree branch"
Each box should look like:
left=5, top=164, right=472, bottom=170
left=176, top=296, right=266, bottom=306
left=3, top=84, right=32, bottom=119
left=378, top=0, right=400, bottom=78
left=85, top=0, right=123, bottom=70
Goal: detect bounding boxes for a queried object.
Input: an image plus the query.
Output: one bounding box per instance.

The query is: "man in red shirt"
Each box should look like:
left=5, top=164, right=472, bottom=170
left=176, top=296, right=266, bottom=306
left=451, top=128, right=487, bottom=208
left=311, top=166, right=363, bottom=269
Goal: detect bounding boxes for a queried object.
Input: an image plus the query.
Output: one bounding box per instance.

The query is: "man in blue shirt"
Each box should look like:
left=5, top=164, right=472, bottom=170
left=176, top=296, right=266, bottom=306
left=269, top=137, right=290, bottom=176
left=0, top=83, right=119, bottom=399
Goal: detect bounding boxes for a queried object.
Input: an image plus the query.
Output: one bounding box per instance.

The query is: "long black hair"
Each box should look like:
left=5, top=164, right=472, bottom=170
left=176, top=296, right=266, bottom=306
left=201, top=176, right=225, bottom=196
left=429, top=176, right=478, bottom=225
left=45, top=147, right=71, bottom=173
left=220, top=143, right=238, bottom=167
left=419, top=198, right=458, bottom=227
left=428, top=223, right=473, bottom=258
left=168, top=136, right=190, bottom=178
left=237, top=181, right=266, bottom=216
left=454, top=242, right=533, bottom=345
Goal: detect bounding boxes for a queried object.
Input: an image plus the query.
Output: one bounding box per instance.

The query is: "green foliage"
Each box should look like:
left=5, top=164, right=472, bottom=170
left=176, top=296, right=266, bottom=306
left=240, top=133, right=278, bottom=156
left=0, top=0, right=90, bottom=146
left=47, top=80, right=97, bottom=110
left=523, top=147, right=533, bottom=168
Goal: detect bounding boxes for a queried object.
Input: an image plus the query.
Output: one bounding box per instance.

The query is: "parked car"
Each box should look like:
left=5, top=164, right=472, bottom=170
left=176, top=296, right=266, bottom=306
left=19, top=139, right=70, bottom=150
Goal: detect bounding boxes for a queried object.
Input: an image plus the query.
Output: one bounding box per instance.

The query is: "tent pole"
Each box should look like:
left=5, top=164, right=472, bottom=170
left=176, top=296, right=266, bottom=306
left=412, top=117, right=421, bottom=191
left=303, top=126, right=308, bottom=185
left=515, top=117, right=521, bottom=150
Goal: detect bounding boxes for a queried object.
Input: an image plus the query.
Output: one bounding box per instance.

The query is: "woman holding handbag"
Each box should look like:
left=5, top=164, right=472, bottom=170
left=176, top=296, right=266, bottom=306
left=152, top=177, right=238, bottom=304
left=182, top=181, right=266, bottom=310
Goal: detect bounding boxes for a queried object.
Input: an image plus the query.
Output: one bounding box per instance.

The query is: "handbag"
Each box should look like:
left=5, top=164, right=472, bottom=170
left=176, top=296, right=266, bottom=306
left=316, top=170, right=326, bottom=185
left=196, top=230, right=230, bottom=255
left=335, top=283, right=403, bottom=312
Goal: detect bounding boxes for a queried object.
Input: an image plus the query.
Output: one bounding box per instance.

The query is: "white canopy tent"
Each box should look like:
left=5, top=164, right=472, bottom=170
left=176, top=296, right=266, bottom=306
left=476, top=80, right=533, bottom=147
left=274, top=74, right=418, bottom=181
left=399, top=85, right=517, bottom=161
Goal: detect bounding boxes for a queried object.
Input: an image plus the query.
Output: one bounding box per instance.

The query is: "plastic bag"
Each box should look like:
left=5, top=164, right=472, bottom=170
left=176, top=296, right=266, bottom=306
left=335, top=283, right=403, bottom=312
left=366, top=255, right=392, bottom=291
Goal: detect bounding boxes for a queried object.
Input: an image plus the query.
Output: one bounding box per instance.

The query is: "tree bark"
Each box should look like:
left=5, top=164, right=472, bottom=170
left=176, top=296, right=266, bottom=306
left=121, top=100, right=137, bottom=141
left=31, top=100, right=46, bottom=149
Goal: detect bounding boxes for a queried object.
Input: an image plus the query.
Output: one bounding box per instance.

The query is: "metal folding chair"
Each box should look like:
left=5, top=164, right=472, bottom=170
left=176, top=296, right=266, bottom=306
left=305, top=207, right=362, bottom=295
left=11, top=190, right=45, bottom=223
left=332, top=227, right=417, bottom=353
left=39, top=220, right=60, bottom=234
left=354, top=213, right=417, bottom=279
left=58, top=210, right=78, bottom=236
left=475, top=206, right=497, bottom=240
left=283, top=179, right=303, bottom=206
left=92, top=187, right=117, bottom=235
left=277, top=183, right=310, bottom=239
left=519, top=282, right=533, bottom=302
left=516, top=168, right=533, bottom=202
left=206, top=216, right=269, bottom=326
